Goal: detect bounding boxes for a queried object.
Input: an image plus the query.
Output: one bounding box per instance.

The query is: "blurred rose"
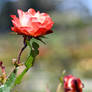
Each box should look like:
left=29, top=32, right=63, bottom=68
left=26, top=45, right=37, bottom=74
left=64, top=75, right=84, bottom=92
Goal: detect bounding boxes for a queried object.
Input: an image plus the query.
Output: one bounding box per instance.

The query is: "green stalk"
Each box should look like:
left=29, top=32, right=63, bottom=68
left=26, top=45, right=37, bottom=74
left=14, top=68, right=29, bottom=85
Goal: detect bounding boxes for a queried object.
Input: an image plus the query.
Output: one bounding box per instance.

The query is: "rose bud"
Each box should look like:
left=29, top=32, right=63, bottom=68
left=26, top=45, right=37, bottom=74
left=64, top=75, right=84, bottom=92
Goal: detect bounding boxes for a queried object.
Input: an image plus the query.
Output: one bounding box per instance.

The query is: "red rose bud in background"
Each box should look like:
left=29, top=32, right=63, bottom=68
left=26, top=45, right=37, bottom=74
left=64, top=75, right=84, bottom=92
left=10, top=8, right=54, bottom=37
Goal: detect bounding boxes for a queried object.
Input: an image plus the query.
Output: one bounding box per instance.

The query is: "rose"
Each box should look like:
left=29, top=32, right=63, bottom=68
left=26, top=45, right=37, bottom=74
left=10, top=8, right=54, bottom=37
left=64, top=75, right=84, bottom=92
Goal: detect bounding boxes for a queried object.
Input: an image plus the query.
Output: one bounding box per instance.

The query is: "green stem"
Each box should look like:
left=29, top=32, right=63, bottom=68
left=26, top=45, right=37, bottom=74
left=15, top=50, right=34, bottom=85
left=0, top=38, right=40, bottom=92
left=14, top=68, right=29, bottom=85
left=14, top=40, right=39, bottom=85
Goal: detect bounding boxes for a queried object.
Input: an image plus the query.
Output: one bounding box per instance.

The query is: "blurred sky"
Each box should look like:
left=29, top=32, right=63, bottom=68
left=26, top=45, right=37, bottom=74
left=0, top=0, right=92, bottom=11
left=57, top=0, right=92, bottom=15
left=82, top=0, right=92, bottom=14
left=0, top=0, right=92, bottom=15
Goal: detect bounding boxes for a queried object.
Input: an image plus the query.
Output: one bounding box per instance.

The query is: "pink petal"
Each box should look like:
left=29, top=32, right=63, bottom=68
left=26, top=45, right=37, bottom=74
left=17, top=9, right=24, bottom=19
left=10, top=15, right=20, bottom=26
left=28, top=8, right=36, bottom=15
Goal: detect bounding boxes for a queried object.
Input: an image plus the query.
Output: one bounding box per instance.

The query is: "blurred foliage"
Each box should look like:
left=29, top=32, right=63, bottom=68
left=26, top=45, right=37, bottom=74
left=1, top=28, right=92, bottom=92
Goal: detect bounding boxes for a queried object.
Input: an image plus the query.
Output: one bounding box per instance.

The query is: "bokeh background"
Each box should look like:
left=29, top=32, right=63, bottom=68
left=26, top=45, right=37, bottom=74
left=0, top=0, right=92, bottom=92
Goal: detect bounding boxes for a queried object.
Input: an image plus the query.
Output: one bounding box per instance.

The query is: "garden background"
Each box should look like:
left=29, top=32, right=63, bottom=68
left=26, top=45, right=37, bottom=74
left=0, top=0, right=92, bottom=92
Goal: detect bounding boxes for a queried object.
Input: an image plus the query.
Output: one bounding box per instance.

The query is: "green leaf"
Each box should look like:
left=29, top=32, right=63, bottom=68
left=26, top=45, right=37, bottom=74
left=32, top=42, right=39, bottom=50
left=31, top=49, right=39, bottom=57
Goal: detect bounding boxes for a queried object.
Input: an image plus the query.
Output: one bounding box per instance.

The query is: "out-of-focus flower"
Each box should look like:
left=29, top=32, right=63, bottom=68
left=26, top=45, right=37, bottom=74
left=64, top=75, right=84, bottom=92
left=0, top=61, right=6, bottom=74
left=10, top=8, right=54, bottom=37
left=0, top=61, right=6, bottom=84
